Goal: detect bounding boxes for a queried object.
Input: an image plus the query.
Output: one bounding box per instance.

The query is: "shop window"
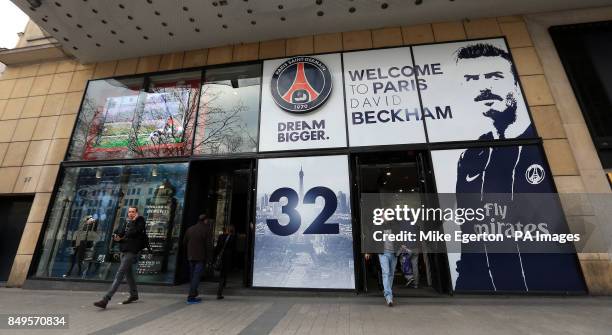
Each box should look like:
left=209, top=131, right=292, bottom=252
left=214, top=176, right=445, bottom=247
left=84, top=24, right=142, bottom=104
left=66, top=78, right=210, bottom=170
left=194, top=64, right=261, bottom=155
left=35, top=163, right=188, bottom=284
left=550, top=21, right=612, bottom=168
left=67, top=72, right=201, bottom=161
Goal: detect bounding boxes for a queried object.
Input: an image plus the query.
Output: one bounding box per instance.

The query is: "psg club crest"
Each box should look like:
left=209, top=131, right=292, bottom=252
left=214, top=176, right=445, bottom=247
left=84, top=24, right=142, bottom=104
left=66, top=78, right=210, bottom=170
left=525, top=164, right=545, bottom=185
left=270, top=56, right=332, bottom=114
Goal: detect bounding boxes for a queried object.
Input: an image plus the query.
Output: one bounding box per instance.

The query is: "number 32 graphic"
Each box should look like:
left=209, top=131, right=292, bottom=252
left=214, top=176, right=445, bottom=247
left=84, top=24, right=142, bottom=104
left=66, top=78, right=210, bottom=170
left=266, top=186, right=338, bottom=236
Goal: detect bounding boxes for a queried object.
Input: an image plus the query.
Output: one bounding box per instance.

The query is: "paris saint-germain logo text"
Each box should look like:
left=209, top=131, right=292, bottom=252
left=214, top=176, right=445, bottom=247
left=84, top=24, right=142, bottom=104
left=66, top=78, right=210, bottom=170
left=271, top=56, right=332, bottom=114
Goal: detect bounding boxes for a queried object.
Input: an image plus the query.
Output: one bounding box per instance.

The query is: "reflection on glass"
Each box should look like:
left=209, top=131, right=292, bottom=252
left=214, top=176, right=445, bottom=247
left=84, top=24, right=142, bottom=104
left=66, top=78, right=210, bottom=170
left=194, top=64, right=261, bottom=155
left=35, top=163, right=188, bottom=284
left=136, top=72, right=200, bottom=157
left=68, top=78, right=144, bottom=160
left=68, top=72, right=201, bottom=160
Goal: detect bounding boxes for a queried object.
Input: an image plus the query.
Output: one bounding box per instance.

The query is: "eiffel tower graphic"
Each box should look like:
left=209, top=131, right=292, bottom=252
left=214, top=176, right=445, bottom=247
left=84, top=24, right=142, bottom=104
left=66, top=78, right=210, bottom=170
left=282, top=62, right=320, bottom=104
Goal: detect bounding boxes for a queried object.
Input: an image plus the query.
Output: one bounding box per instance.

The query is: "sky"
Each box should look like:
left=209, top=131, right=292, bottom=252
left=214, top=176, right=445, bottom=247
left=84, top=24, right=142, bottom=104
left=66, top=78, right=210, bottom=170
left=0, top=1, right=29, bottom=49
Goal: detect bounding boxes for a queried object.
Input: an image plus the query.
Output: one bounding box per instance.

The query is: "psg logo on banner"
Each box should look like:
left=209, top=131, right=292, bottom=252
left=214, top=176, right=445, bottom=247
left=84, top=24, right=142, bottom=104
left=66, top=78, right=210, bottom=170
left=270, top=56, right=332, bottom=114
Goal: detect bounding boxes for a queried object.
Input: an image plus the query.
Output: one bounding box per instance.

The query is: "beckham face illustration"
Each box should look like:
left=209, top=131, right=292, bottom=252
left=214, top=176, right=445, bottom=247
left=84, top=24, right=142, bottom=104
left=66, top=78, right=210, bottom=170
left=458, top=56, right=519, bottom=134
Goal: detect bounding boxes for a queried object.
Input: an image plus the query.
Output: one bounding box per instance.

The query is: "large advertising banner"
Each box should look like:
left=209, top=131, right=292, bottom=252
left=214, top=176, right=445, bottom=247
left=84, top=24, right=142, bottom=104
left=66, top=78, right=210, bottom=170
left=253, top=155, right=354, bottom=289
left=413, top=38, right=534, bottom=143
left=431, top=146, right=586, bottom=292
left=343, top=48, right=426, bottom=146
left=258, top=54, right=347, bottom=152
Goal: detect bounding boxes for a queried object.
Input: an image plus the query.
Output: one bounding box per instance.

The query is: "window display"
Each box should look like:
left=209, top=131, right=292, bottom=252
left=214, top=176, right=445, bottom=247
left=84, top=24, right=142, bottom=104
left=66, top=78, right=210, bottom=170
left=194, top=64, right=261, bottom=155
left=67, top=73, right=200, bottom=160
left=35, top=163, right=188, bottom=284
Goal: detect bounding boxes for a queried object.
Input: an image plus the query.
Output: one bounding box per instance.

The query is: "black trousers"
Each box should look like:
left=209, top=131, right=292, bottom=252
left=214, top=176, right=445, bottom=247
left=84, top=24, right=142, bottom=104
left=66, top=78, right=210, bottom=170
left=65, top=246, right=83, bottom=276
left=217, top=266, right=228, bottom=297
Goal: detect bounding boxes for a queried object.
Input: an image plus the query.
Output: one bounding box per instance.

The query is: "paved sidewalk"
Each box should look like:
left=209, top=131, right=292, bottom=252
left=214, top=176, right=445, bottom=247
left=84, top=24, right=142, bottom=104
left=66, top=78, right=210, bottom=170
left=0, top=288, right=611, bottom=335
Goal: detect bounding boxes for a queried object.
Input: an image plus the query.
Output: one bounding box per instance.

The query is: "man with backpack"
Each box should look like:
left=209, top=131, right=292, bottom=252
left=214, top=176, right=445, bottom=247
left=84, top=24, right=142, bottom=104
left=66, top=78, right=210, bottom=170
left=94, top=206, right=148, bottom=309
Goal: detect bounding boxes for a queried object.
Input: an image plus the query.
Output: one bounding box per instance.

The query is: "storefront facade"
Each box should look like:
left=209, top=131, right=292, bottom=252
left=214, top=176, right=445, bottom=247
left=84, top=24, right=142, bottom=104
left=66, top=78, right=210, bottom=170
left=1, top=1, right=611, bottom=294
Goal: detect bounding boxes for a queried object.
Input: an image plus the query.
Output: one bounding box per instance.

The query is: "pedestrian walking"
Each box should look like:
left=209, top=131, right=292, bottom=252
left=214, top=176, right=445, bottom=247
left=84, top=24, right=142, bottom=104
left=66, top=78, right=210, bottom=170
left=183, top=214, right=213, bottom=304
left=94, top=206, right=147, bottom=309
left=214, top=225, right=236, bottom=300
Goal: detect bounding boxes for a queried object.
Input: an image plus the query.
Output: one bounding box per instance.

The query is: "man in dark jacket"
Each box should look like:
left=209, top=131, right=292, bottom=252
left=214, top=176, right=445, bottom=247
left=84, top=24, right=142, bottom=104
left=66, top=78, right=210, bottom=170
left=214, top=225, right=236, bottom=299
left=94, top=206, right=147, bottom=309
left=183, top=214, right=213, bottom=303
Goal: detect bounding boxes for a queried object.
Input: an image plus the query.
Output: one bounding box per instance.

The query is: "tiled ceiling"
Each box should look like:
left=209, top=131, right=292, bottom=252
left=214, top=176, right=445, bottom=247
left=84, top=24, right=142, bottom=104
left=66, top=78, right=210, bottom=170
left=11, top=0, right=612, bottom=63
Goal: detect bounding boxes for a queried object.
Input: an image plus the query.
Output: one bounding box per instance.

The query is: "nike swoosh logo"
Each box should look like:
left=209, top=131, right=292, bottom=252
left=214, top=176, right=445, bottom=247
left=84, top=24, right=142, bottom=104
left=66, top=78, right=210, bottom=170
left=466, top=173, right=480, bottom=182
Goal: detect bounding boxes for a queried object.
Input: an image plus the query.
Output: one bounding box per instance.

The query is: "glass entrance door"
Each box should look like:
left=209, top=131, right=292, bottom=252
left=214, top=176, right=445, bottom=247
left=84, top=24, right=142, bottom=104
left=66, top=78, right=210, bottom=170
left=183, top=159, right=254, bottom=287
left=352, top=151, right=450, bottom=295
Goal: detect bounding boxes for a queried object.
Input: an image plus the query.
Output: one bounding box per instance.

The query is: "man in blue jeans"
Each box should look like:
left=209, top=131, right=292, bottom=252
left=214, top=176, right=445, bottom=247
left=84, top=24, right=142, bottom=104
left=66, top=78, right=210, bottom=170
left=366, top=251, right=397, bottom=307
left=183, top=214, right=213, bottom=304
left=378, top=252, right=398, bottom=306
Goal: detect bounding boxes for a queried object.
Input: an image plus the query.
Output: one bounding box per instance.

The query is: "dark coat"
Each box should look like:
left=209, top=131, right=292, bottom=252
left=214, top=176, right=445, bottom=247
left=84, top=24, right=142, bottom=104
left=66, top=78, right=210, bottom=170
left=114, top=216, right=146, bottom=253
left=183, top=222, right=214, bottom=262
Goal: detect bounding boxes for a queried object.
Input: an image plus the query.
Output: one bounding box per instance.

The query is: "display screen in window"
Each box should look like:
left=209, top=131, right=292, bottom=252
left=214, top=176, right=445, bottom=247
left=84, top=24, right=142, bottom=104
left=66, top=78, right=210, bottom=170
left=34, top=163, right=188, bottom=284
left=68, top=73, right=200, bottom=160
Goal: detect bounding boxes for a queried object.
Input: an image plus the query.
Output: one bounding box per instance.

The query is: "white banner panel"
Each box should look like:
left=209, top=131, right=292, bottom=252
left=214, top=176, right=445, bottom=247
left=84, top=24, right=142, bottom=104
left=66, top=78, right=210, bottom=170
left=258, top=54, right=347, bottom=152
left=413, top=38, right=534, bottom=143
left=253, top=155, right=355, bottom=289
left=343, top=47, right=426, bottom=147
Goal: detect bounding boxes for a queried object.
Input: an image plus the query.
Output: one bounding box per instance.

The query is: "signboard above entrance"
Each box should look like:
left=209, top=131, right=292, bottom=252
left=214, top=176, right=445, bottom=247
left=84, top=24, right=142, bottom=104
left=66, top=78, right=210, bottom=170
left=258, top=38, right=536, bottom=152
left=259, top=53, right=347, bottom=152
